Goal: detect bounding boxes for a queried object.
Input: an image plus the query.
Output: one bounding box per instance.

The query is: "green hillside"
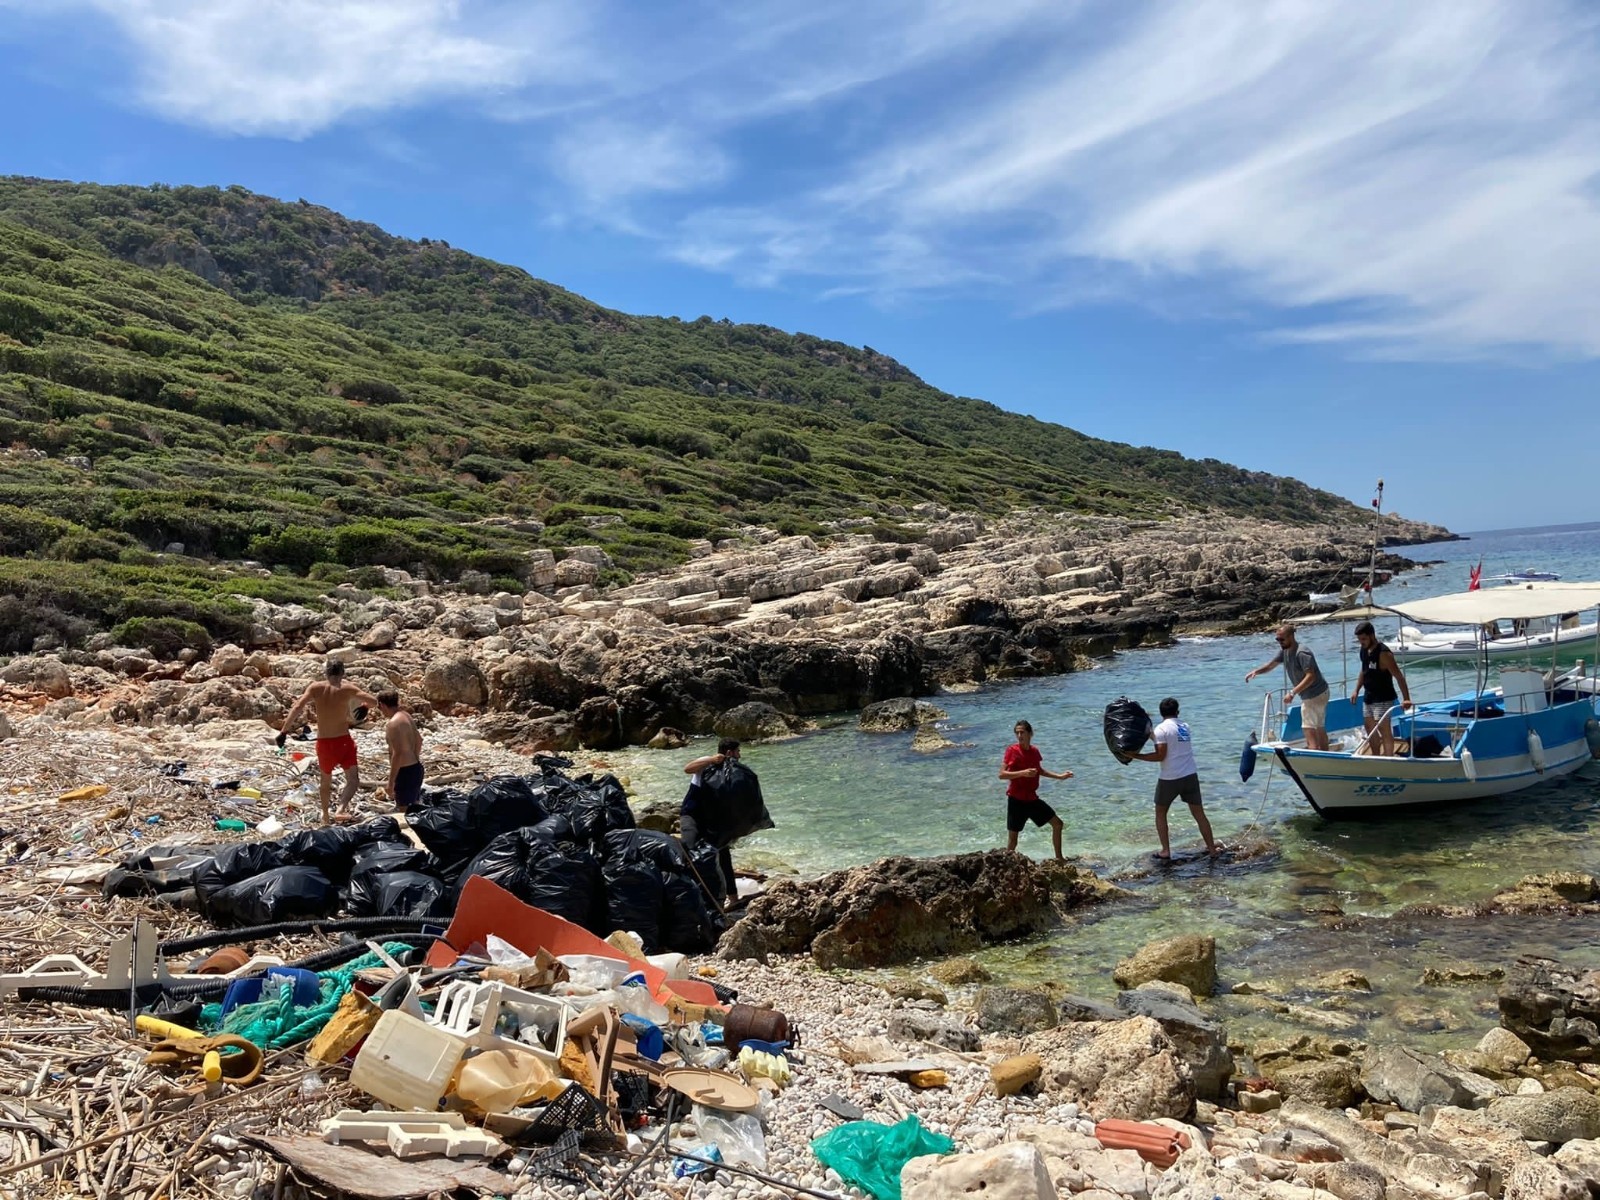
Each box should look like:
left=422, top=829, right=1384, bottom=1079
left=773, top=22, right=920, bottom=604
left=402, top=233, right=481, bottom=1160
left=0, top=177, right=1364, bottom=653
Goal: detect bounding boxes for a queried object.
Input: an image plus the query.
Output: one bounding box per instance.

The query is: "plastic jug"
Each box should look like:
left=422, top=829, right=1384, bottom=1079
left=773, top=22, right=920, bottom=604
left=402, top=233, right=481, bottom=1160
left=350, top=1010, right=467, bottom=1112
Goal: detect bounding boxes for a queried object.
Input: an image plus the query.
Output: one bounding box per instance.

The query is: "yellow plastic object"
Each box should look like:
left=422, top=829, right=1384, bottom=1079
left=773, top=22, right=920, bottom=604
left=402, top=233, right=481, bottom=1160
left=737, top=1046, right=792, bottom=1087
left=202, top=1051, right=222, bottom=1082
left=236, top=786, right=263, bottom=800
left=136, top=1015, right=204, bottom=1041
left=453, top=1047, right=557, bottom=1115
left=57, top=785, right=110, bottom=804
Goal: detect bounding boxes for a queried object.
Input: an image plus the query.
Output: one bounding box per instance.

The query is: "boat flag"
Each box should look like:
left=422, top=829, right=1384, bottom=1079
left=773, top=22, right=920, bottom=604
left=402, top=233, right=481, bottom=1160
left=1469, top=560, right=1482, bottom=591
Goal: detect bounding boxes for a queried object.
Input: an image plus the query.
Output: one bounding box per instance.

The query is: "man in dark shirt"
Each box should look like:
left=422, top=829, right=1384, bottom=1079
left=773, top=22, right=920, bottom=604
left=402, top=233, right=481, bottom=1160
left=1246, top=624, right=1331, bottom=750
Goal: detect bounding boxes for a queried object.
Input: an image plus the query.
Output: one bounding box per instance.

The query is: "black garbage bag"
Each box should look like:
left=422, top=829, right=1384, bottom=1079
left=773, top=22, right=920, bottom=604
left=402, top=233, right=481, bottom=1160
left=282, top=817, right=399, bottom=883
left=599, top=837, right=667, bottom=953
left=687, top=839, right=728, bottom=907
left=409, top=777, right=547, bottom=879
left=1104, top=697, right=1153, bottom=764
left=345, top=842, right=437, bottom=916
left=694, top=760, right=773, bottom=845
left=194, top=843, right=290, bottom=918
left=103, top=845, right=220, bottom=899
left=204, top=865, right=339, bottom=927
left=661, top=870, right=725, bottom=953
left=369, top=871, right=448, bottom=918
left=457, top=827, right=606, bottom=931
left=560, top=773, right=636, bottom=845
left=530, top=813, right=575, bottom=844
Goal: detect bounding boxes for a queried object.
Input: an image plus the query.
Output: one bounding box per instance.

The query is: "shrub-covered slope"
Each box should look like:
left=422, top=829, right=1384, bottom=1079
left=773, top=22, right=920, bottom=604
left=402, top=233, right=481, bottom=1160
left=0, top=177, right=1369, bottom=651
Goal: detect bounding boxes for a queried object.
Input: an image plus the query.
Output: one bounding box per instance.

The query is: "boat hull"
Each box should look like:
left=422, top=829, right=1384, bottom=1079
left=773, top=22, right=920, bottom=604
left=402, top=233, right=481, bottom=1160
left=1263, top=700, right=1598, bottom=817
left=1392, top=621, right=1599, bottom=661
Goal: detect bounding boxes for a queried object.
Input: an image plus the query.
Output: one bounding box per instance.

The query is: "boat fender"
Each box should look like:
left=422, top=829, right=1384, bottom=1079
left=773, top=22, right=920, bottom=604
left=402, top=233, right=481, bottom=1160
left=1586, top=719, right=1600, bottom=760
left=1399, top=624, right=1423, bottom=643
left=1528, top=731, right=1546, bottom=774
left=1460, top=749, right=1477, bottom=783
left=1239, top=738, right=1257, bottom=783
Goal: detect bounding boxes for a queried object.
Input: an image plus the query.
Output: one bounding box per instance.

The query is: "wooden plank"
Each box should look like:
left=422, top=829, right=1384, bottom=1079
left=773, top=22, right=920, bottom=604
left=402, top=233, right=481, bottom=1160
left=242, top=1134, right=515, bottom=1200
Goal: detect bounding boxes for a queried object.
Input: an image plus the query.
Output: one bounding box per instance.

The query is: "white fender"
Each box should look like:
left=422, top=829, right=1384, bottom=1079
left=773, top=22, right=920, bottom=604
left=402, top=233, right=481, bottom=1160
left=1528, top=731, right=1546, bottom=774
left=1460, top=749, right=1477, bottom=782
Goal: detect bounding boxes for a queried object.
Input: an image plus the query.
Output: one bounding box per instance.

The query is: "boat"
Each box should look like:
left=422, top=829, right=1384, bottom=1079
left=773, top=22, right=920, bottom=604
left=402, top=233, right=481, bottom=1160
left=1251, top=583, right=1600, bottom=818
left=1392, top=612, right=1599, bottom=661
left=1486, top=569, right=1562, bottom=584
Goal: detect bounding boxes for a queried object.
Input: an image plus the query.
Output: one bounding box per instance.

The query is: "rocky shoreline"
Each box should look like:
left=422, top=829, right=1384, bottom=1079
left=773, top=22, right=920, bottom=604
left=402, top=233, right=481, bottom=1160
left=0, top=508, right=1444, bottom=754
left=0, top=709, right=1597, bottom=1198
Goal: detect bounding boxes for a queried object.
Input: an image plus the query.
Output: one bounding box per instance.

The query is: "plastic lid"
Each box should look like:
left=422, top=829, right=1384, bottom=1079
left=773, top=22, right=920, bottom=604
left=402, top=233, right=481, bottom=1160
left=660, top=1067, right=761, bottom=1113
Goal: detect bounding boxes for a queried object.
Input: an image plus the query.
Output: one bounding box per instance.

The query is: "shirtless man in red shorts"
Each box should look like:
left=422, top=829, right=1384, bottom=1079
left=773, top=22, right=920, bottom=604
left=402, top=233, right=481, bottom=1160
left=276, top=660, right=378, bottom=825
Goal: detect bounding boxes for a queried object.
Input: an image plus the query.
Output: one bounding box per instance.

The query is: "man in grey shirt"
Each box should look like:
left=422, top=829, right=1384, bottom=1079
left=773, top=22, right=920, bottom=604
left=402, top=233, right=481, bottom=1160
left=1246, top=624, right=1330, bottom=750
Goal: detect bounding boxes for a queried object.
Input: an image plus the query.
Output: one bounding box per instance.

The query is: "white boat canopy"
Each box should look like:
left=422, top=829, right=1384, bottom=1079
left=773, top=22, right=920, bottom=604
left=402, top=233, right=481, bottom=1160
left=1380, top=582, right=1600, bottom=626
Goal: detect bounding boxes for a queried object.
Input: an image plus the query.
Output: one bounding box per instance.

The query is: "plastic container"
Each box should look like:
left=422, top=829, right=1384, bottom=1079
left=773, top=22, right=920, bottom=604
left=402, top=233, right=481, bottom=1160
left=556, top=954, right=630, bottom=989
left=214, top=818, right=248, bottom=832
left=219, top=966, right=321, bottom=1017
left=236, top=787, right=263, bottom=800
left=350, top=1010, right=467, bottom=1112
left=646, top=952, right=689, bottom=980
left=617, top=983, right=670, bottom=1026
left=256, top=816, right=285, bottom=837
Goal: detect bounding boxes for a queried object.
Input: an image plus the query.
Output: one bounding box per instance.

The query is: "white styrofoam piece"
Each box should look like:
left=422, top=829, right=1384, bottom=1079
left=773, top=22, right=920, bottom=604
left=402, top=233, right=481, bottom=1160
left=321, top=1110, right=503, bottom=1158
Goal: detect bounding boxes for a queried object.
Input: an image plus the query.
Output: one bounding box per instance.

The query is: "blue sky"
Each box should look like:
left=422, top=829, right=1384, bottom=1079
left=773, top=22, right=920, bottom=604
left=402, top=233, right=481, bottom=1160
left=3, top=0, right=1600, bottom=533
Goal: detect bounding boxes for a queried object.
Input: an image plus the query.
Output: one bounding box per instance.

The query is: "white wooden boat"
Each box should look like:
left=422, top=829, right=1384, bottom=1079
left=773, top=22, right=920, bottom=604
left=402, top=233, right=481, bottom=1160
left=1251, top=584, right=1600, bottom=818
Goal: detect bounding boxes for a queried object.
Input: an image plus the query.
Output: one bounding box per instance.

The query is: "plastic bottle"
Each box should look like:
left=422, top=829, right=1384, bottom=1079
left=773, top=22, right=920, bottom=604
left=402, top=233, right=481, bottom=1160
left=214, top=818, right=248, bottom=832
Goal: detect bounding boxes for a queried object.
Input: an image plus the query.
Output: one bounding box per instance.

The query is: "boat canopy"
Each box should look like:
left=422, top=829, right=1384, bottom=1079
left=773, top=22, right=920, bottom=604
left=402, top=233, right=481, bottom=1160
left=1381, top=582, right=1600, bottom=626
left=1290, top=604, right=1391, bottom=626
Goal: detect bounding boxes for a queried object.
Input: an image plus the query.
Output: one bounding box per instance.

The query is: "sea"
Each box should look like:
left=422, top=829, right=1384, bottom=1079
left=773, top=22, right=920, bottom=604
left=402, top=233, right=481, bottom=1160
left=606, top=521, right=1600, bottom=1045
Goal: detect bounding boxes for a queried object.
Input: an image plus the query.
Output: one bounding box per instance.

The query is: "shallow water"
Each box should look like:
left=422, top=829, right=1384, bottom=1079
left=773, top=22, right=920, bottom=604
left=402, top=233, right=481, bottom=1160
left=607, top=522, right=1600, bottom=1044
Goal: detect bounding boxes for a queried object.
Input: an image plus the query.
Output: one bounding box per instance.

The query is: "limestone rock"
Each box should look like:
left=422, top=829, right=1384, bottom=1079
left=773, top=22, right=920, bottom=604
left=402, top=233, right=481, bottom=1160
left=1488, top=1088, right=1600, bottom=1144
left=356, top=620, right=398, bottom=650
left=1307, top=969, right=1371, bottom=992
left=1499, top=956, right=1600, bottom=1061
left=888, top=1010, right=980, bottom=1053
left=1297, top=1162, right=1385, bottom=1200
left=976, top=986, right=1059, bottom=1035
left=1421, top=961, right=1505, bottom=987
left=209, top=643, right=247, bottom=676
left=881, top=977, right=948, bottom=1005
left=859, top=697, right=948, bottom=732
left=1114, top=988, right=1234, bottom=1101
left=901, top=1143, right=1059, bottom=1200
left=1022, top=1016, right=1196, bottom=1121
left=929, top=957, right=992, bottom=986
left=1504, top=1159, right=1588, bottom=1199
left=1360, top=1043, right=1500, bottom=1113
left=646, top=726, right=688, bottom=750
left=1552, top=1138, right=1600, bottom=1188
left=1268, top=1060, right=1364, bottom=1110
left=718, top=850, right=1072, bottom=968
left=1113, top=935, right=1217, bottom=999
left=421, top=655, right=487, bottom=708
left=712, top=702, right=792, bottom=741
left=913, top=724, right=957, bottom=752
left=0, top=657, right=72, bottom=698
left=1056, top=994, right=1125, bottom=1023
left=1477, top=1027, right=1532, bottom=1073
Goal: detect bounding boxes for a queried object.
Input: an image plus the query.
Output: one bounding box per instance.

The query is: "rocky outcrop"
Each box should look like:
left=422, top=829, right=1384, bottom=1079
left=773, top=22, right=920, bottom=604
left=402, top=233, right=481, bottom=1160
left=716, top=850, right=1111, bottom=968
left=1488, top=1088, right=1600, bottom=1144
left=859, top=697, right=948, bottom=732
left=1022, top=1016, right=1196, bottom=1120
left=1115, top=987, right=1234, bottom=1101
left=976, top=987, right=1060, bottom=1036
left=1112, top=935, right=1217, bottom=999
left=1359, top=1043, right=1500, bottom=1113
left=1499, top=956, right=1600, bottom=1061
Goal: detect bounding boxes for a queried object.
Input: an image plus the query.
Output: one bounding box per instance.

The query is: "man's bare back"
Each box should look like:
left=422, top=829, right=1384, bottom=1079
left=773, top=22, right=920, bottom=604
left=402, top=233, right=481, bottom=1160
left=385, top=709, right=422, bottom=769
left=303, top=679, right=366, bottom=738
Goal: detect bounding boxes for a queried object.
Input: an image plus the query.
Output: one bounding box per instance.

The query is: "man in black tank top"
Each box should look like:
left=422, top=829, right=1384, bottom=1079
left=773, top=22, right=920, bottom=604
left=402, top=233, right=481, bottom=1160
left=1350, top=621, right=1411, bottom=756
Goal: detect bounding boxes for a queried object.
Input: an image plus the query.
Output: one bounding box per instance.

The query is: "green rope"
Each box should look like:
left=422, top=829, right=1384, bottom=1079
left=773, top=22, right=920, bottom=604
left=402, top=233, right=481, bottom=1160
left=199, top=941, right=416, bottom=1051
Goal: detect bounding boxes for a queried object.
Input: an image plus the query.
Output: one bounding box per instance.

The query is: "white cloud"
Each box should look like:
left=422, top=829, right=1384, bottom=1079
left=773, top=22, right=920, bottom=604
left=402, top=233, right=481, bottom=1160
left=23, top=0, right=1600, bottom=358
left=70, top=0, right=583, bottom=137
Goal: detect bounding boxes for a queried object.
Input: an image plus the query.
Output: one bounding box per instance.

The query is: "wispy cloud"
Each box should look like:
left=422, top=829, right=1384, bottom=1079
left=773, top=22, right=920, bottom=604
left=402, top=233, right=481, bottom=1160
left=21, top=0, right=1600, bottom=358
left=53, top=0, right=584, bottom=138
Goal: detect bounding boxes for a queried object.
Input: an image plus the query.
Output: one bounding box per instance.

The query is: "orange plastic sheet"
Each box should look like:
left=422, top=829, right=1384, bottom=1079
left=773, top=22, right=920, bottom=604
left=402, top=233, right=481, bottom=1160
left=426, top=876, right=721, bottom=1008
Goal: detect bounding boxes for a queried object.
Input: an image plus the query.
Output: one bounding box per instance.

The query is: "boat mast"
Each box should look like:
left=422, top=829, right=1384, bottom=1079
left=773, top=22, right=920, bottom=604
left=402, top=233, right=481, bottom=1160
left=1365, top=478, right=1384, bottom=597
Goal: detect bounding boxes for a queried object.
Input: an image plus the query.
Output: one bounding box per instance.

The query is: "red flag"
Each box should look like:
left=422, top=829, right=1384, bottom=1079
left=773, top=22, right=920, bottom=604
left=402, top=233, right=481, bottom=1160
left=1469, top=560, right=1482, bottom=591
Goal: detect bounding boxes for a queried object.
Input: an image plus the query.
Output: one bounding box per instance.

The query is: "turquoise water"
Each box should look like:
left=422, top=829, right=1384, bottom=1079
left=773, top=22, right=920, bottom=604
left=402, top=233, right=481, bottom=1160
left=606, top=522, right=1600, bottom=1043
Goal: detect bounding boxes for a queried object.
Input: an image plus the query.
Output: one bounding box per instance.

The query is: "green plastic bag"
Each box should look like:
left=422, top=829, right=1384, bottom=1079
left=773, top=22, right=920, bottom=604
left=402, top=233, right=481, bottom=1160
left=811, top=1115, right=954, bottom=1200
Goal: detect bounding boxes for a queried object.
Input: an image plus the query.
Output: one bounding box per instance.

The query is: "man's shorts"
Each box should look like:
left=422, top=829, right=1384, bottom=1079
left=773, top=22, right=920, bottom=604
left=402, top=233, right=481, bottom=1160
left=1006, top=796, right=1058, bottom=832
left=394, top=763, right=424, bottom=809
left=1364, top=700, right=1396, bottom=725
left=315, top=734, right=359, bottom=775
left=1154, top=773, right=1203, bottom=808
left=1300, top=693, right=1329, bottom=731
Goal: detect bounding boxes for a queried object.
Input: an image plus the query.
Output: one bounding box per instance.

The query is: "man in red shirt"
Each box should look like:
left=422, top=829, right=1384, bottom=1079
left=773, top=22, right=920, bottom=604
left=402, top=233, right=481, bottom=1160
left=998, top=719, right=1073, bottom=860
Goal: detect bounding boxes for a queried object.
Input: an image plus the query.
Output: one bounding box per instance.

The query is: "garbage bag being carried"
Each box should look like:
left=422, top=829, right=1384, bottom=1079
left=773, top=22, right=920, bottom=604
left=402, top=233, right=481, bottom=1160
left=1103, top=696, right=1153, bottom=765
left=693, top=759, right=774, bottom=846
left=457, top=826, right=606, bottom=932
left=203, top=865, right=339, bottom=927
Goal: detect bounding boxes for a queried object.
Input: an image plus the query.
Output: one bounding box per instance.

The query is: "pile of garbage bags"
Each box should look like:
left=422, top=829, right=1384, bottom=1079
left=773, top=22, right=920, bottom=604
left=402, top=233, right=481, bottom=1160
left=105, top=759, right=730, bottom=954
